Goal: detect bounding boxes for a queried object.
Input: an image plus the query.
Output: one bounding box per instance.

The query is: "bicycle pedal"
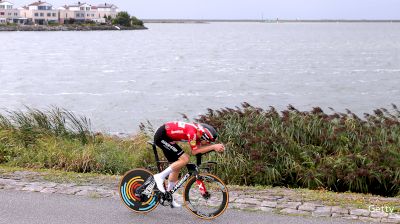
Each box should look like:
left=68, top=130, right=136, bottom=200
left=159, top=192, right=173, bottom=206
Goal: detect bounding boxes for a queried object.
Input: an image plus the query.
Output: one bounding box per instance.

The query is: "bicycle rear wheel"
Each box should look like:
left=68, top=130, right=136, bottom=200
left=183, top=173, right=229, bottom=220
left=119, top=168, right=159, bottom=213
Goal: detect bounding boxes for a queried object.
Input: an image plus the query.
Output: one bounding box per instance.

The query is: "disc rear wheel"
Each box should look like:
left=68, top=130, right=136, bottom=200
left=119, top=168, right=159, bottom=213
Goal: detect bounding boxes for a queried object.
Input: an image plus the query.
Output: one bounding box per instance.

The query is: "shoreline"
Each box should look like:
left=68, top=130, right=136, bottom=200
left=0, top=24, right=147, bottom=31
left=142, top=19, right=400, bottom=24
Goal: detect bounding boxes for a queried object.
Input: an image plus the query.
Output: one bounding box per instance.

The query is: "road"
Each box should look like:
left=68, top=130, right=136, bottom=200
left=0, top=190, right=362, bottom=224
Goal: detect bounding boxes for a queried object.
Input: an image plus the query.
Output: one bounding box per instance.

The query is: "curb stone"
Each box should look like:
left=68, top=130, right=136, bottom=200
left=312, top=206, right=332, bottom=217
left=1, top=171, right=400, bottom=223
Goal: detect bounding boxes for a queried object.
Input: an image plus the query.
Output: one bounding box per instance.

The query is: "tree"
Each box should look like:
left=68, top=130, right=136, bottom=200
left=112, top=11, right=131, bottom=27
left=131, top=16, right=143, bottom=26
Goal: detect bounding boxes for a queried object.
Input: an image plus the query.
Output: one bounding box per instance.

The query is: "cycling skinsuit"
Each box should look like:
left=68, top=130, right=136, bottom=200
left=154, top=121, right=204, bottom=162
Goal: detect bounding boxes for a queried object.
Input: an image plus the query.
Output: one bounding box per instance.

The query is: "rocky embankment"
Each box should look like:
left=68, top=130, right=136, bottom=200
left=0, top=25, right=147, bottom=31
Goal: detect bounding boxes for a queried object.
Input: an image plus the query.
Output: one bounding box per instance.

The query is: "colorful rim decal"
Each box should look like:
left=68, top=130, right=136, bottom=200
left=119, top=169, right=158, bottom=213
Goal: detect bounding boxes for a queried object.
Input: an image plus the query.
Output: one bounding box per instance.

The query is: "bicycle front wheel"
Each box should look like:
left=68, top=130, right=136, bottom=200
left=183, top=173, right=229, bottom=220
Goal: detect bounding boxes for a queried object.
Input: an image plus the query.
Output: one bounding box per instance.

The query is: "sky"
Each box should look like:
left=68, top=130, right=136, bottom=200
left=9, top=0, right=400, bottom=20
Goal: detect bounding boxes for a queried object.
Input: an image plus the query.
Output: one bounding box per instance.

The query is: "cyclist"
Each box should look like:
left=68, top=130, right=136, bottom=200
left=153, top=121, right=225, bottom=208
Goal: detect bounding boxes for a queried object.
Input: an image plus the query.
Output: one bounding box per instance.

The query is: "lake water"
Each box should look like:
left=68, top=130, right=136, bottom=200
left=0, top=22, right=399, bottom=133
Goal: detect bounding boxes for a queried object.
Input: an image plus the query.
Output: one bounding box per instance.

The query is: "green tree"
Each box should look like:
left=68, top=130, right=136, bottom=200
left=112, top=11, right=131, bottom=27
left=131, top=16, right=144, bottom=26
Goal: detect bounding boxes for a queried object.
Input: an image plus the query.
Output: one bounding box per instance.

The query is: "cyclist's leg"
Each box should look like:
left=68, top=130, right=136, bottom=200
left=154, top=125, right=187, bottom=193
left=166, top=153, right=189, bottom=187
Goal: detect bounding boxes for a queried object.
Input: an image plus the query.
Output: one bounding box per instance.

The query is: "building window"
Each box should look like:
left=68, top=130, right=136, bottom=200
left=40, top=13, right=44, bottom=17
left=8, top=13, right=11, bottom=16
left=34, top=13, right=39, bottom=16
left=0, top=12, right=4, bottom=16
left=80, top=7, right=84, bottom=10
left=7, top=5, right=12, bottom=9
left=14, top=13, right=18, bottom=16
left=52, top=13, right=56, bottom=17
left=86, top=7, right=90, bottom=11
left=47, top=13, right=51, bottom=17
left=0, top=5, right=4, bottom=9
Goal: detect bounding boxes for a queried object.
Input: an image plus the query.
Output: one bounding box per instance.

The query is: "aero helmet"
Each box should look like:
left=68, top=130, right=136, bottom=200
left=199, top=123, right=218, bottom=142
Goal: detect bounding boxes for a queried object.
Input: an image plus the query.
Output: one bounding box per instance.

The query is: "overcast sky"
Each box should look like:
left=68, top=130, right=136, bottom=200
left=10, top=0, right=400, bottom=20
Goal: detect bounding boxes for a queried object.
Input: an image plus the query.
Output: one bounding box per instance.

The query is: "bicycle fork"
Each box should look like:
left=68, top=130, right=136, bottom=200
left=196, top=178, right=210, bottom=199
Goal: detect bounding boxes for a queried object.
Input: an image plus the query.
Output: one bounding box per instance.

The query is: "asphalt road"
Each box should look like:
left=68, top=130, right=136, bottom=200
left=0, top=190, right=362, bottom=224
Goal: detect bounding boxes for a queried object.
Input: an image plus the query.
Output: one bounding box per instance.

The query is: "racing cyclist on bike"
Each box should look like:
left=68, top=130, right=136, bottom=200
left=153, top=121, right=225, bottom=208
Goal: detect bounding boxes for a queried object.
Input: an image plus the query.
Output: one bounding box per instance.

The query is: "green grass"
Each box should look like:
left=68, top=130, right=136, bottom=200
left=0, top=164, right=118, bottom=185
left=0, top=107, right=155, bottom=175
left=1, top=105, right=400, bottom=198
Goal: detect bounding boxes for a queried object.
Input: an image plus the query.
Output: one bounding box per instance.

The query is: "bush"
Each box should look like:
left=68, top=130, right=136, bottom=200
left=131, top=16, right=144, bottom=26
left=112, top=11, right=131, bottom=27
left=47, top=21, right=59, bottom=26
left=196, top=103, right=400, bottom=197
left=65, top=18, right=76, bottom=25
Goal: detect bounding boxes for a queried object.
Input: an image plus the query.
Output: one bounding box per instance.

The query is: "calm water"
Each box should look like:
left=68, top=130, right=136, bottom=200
left=0, top=22, right=400, bottom=133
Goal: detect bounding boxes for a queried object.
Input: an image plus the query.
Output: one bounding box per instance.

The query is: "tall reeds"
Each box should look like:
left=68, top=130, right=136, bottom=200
left=1, top=104, right=399, bottom=196
left=0, top=107, right=151, bottom=174
left=196, top=102, right=400, bottom=197
left=0, top=106, right=93, bottom=145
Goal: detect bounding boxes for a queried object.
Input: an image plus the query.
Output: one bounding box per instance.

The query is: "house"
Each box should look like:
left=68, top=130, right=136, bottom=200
left=19, top=1, right=58, bottom=25
left=58, top=2, right=118, bottom=24
left=3, top=1, right=120, bottom=25
left=95, top=3, right=118, bottom=20
left=0, top=0, right=19, bottom=23
left=58, top=2, right=98, bottom=23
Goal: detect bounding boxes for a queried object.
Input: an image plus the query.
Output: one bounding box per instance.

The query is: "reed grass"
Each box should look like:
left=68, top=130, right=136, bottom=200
left=196, top=102, right=400, bottom=197
left=0, top=107, right=152, bottom=174
left=1, top=105, right=399, bottom=197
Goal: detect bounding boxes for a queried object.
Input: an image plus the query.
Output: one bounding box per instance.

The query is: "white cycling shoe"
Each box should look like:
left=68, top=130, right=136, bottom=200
left=153, top=174, right=166, bottom=193
left=171, top=197, right=182, bottom=208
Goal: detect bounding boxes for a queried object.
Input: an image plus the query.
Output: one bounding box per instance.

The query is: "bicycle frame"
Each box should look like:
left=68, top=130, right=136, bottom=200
left=147, top=141, right=208, bottom=196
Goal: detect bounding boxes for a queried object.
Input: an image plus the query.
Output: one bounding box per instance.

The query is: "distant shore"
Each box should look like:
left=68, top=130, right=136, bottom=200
left=0, top=24, right=147, bottom=32
left=143, top=19, right=400, bottom=24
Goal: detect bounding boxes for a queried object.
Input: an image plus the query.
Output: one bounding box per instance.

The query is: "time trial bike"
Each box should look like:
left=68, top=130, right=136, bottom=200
left=119, top=141, right=229, bottom=220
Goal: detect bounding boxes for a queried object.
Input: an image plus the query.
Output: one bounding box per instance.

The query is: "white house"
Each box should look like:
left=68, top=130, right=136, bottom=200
left=19, top=1, right=58, bottom=24
left=94, top=3, right=118, bottom=19
left=0, top=0, right=19, bottom=23
left=4, top=1, right=120, bottom=25
left=58, top=2, right=118, bottom=24
left=58, top=2, right=98, bottom=23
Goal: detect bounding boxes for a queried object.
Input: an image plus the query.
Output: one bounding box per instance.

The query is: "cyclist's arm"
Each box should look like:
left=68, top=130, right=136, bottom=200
left=191, top=144, right=216, bottom=155
left=186, top=130, right=225, bottom=155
